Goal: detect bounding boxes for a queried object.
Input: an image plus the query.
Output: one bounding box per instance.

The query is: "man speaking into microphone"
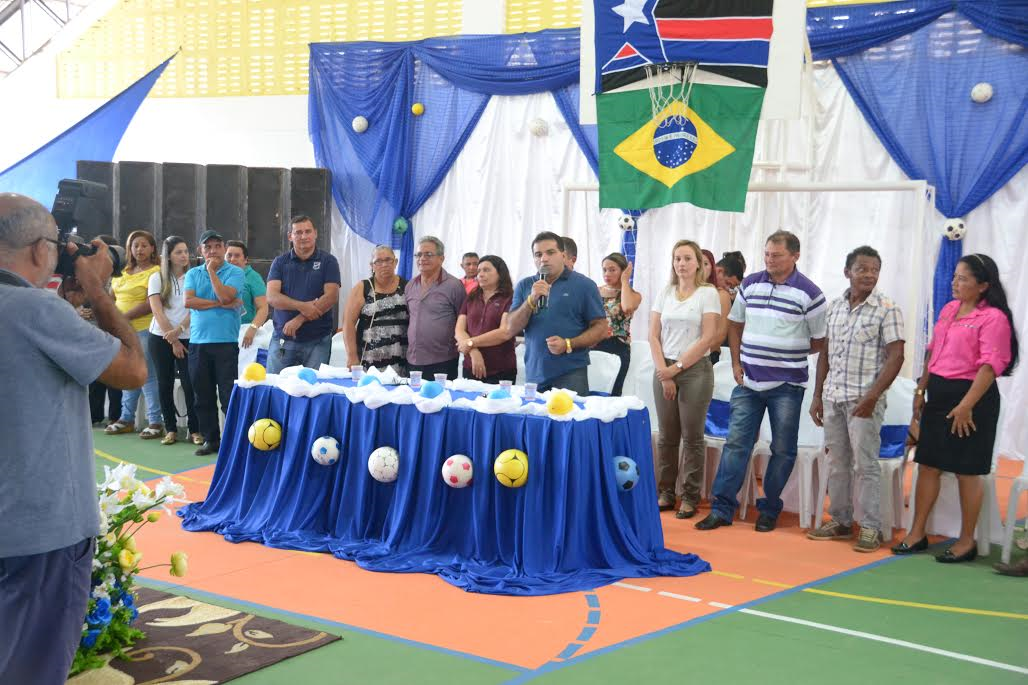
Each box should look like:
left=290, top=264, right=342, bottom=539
left=508, top=232, right=606, bottom=395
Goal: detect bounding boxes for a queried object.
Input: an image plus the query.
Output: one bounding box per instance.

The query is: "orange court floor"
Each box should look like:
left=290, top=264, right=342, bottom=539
left=129, top=457, right=1027, bottom=672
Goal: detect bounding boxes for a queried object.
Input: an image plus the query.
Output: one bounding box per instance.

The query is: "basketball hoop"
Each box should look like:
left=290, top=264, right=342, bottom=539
left=644, top=62, right=697, bottom=127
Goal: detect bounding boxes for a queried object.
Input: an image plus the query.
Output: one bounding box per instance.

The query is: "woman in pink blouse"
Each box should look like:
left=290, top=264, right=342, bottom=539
left=893, top=254, right=1018, bottom=563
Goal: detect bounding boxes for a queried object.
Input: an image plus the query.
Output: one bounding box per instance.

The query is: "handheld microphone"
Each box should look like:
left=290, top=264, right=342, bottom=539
left=536, top=265, right=549, bottom=310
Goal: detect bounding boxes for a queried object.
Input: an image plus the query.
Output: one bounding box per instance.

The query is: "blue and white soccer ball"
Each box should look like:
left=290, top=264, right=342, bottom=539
left=612, top=456, right=640, bottom=492
left=311, top=436, right=339, bottom=466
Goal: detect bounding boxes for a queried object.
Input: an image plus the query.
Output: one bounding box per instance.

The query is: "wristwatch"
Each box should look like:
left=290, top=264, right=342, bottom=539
left=466, top=339, right=474, bottom=348
left=249, top=323, right=260, bottom=330
left=914, top=388, right=925, bottom=396
left=675, top=361, right=684, bottom=370
left=565, top=338, right=573, bottom=354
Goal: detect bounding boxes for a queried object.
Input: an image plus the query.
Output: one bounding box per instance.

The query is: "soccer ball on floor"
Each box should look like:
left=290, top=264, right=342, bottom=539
left=441, top=454, right=474, bottom=488
left=311, top=436, right=340, bottom=466
left=494, top=449, right=528, bottom=488
left=612, top=456, right=640, bottom=491
left=368, top=446, right=399, bottom=483
left=247, top=418, right=281, bottom=451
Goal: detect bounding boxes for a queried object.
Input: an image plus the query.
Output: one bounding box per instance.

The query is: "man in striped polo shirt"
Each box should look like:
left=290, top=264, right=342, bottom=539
left=697, top=230, right=827, bottom=533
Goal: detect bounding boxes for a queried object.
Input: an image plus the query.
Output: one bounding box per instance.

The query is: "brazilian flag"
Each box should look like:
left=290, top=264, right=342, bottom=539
left=597, top=84, right=764, bottom=212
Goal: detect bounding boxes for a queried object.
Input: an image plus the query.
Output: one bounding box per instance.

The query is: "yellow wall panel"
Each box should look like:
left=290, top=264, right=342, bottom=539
left=505, top=0, right=581, bottom=33
left=58, top=0, right=464, bottom=98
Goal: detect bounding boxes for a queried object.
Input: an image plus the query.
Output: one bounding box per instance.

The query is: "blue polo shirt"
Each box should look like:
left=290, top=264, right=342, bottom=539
left=268, top=248, right=341, bottom=342
left=511, top=268, right=606, bottom=384
left=184, top=262, right=245, bottom=344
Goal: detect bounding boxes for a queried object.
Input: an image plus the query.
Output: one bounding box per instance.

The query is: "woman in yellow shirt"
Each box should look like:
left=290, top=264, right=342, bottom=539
left=104, top=230, right=164, bottom=438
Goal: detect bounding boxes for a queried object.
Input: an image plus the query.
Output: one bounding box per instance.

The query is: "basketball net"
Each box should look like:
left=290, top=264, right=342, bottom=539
left=644, top=62, right=698, bottom=127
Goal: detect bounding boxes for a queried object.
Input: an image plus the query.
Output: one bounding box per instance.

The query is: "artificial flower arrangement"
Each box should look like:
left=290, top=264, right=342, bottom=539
left=70, top=463, right=189, bottom=676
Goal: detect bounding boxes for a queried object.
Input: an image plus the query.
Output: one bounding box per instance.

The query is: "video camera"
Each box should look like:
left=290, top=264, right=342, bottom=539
left=51, top=178, right=123, bottom=279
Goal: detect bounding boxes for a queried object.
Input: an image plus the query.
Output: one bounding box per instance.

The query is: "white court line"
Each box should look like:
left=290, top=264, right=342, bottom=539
left=708, top=601, right=733, bottom=609
left=657, top=591, right=702, bottom=602
left=613, top=582, right=652, bottom=592
left=740, top=609, right=1028, bottom=676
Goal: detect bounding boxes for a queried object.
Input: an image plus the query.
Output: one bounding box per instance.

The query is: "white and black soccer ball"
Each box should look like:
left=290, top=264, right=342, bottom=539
left=618, top=215, right=636, bottom=231
left=368, top=446, right=399, bottom=483
left=311, top=436, right=339, bottom=466
left=943, top=219, right=966, bottom=241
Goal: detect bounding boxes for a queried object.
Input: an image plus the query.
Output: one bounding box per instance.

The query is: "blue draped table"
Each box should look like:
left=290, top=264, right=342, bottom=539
left=178, top=380, right=710, bottom=595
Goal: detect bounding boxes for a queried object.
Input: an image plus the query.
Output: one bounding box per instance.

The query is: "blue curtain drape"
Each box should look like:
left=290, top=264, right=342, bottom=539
left=0, top=55, right=172, bottom=206
left=808, top=3, right=1028, bottom=320
left=309, top=30, right=596, bottom=279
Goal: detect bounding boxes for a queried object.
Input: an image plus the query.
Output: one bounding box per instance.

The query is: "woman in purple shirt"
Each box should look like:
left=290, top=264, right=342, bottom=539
left=455, top=255, right=516, bottom=383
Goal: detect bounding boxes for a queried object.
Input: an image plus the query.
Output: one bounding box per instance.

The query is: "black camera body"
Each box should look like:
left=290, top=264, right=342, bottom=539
left=51, top=178, right=122, bottom=279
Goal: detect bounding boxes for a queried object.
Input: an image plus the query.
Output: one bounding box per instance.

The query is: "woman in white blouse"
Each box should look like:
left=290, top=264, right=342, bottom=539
left=650, top=239, right=722, bottom=519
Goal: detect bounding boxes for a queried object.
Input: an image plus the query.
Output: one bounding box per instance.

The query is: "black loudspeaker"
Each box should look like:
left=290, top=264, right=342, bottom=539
left=162, top=163, right=206, bottom=245
left=289, top=167, right=332, bottom=251
left=247, top=167, right=289, bottom=260
left=73, top=161, right=118, bottom=241
left=117, top=161, right=162, bottom=244
left=206, top=165, right=247, bottom=242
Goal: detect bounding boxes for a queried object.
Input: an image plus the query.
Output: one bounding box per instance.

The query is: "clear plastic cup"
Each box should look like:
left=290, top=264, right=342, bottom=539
left=499, top=380, right=513, bottom=394
left=350, top=365, right=364, bottom=382
left=409, top=370, right=423, bottom=389
left=434, top=373, right=448, bottom=386
left=523, top=382, right=537, bottom=400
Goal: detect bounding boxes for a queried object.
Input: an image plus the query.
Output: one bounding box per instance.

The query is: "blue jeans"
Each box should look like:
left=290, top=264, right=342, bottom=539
left=266, top=333, right=333, bottom=374
left=119, top=329, right=162, bottom=426
left=711, top=383, right=804, bottom=520
left=539, top=366, right=590, bottom=396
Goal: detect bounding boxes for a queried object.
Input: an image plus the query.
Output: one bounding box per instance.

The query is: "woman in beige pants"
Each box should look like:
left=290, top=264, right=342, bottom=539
left=650, top=240, right=721, bottom=518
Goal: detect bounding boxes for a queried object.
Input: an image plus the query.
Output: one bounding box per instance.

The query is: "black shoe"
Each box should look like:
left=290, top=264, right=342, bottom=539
left=755, top=514, right=777, bottom=532
left=695, top=513, right=732, bottom=530
left=890, top=536, right=928, bottom=555
left=676, top=504, right=697, bottom=519
left=936, top=547, right=978, bottom=564
left=195, top=441, right=220, bottom=457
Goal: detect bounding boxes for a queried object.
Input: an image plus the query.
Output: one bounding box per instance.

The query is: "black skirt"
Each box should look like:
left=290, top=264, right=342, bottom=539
left=915, top=374, right=1000, bottom=476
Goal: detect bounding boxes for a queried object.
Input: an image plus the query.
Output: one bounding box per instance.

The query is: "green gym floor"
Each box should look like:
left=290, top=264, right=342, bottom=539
left=91, top=429, right=1028, bottom=684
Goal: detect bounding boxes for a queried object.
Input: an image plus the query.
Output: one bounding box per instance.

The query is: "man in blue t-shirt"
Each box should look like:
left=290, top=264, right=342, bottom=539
left=508, top=231, right=607, bottom=395
left=184, top=229, right=245, bottom=456
left=265, top=215, right=341, bottom=373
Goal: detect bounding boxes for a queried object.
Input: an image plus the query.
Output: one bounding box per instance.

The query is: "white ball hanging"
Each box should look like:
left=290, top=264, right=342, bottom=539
left=942, top=218, right=966, bottom=241
left=351, top=115, right=369, bottom=133
left=528, top=118, right=549, bottom=137
left=618, top=215, right=636, bottom=231
left=970, top=83, right=993, bottom=104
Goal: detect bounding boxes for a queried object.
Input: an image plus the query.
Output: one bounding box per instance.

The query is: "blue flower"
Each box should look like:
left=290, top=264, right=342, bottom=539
left=120, top=592, right=135, bottom=609
left=81, top=629, right=101, bottom=648
left=87, top=598, right=112, bottom=626
left=129, top=608, right=139, bottom=621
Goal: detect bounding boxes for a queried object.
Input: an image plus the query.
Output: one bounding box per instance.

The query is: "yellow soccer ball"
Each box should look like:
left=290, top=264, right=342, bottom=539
left=248, top=418, right=281, bottom=451
left=494, top=449, right=528, bottom=488
left=411, top=102, right=425, bottom=116
left=243, top=362, right=266, bottom=381
left=546, top=391, right=574, bottom=416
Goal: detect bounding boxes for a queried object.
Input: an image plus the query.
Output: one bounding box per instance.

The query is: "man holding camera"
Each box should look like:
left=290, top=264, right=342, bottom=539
left=0, top=193, right=147, bottom=684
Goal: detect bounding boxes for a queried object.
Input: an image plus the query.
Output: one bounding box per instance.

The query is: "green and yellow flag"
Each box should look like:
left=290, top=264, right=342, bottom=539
left=597, top=84, right=765, bottom=212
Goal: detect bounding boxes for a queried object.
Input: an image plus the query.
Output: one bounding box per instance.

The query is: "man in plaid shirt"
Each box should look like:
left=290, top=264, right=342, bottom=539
left=808, top=246, right=905, bottom=552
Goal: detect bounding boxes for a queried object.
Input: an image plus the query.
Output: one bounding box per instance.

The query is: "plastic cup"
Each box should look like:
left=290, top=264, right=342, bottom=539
left=434, top=373, right=448, bottom=386
left=350, top=365, right=364, bottom=382
left=500, top=380, right=513, bottom=393
left=409, top=370, right=422, bottom=389
left=524, top=382, right=538, bottom=401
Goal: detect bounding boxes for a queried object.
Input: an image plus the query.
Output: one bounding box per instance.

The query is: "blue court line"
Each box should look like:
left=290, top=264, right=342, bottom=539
left=503, top=555, right=905, bottom=684
left=135, top=577, right=527, bottom=673
left=545, top=592, right=601, bottom=668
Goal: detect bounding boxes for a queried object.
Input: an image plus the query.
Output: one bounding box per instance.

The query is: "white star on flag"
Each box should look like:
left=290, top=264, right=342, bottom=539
left=611, top=0, right=649, bottom=33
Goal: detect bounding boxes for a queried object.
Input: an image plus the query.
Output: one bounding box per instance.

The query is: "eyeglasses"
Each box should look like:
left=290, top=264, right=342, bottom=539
left=371, top=258, right=395, bottom=266
left=852, top=266, right=880, bottom=275
left=414, top=252, right=439, bottom=259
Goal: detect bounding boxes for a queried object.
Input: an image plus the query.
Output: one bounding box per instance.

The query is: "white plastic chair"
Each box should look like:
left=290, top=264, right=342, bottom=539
left=1000, top=456, right=1028, bottom=564
left=903, top=403, right=1007, bottom=555
left=587, top=350, right=620, bottom=396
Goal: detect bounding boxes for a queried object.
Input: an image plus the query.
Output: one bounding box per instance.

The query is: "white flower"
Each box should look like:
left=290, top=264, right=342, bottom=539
left=103, top=462, right=138, bottom=493
left=100, top=493, right=126, bottom=517
left=98, top=506, right=109, bottom=536
left=155, top=477, right=186, bottom=501
left=130, top=490, right=156, bottom=510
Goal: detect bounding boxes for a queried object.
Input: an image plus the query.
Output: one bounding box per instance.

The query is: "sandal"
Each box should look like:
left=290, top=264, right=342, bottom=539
left=139, top=424, right=164, bottom=440
left=104, top=421, right=134, bottom=435
left=160, top=431, right=178, bottom=445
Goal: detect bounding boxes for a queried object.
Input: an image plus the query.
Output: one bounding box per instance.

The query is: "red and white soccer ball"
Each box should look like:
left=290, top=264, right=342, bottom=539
left=368, top=446, right=399, bottom=483
left=441, top=454, right=473, bottom=488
